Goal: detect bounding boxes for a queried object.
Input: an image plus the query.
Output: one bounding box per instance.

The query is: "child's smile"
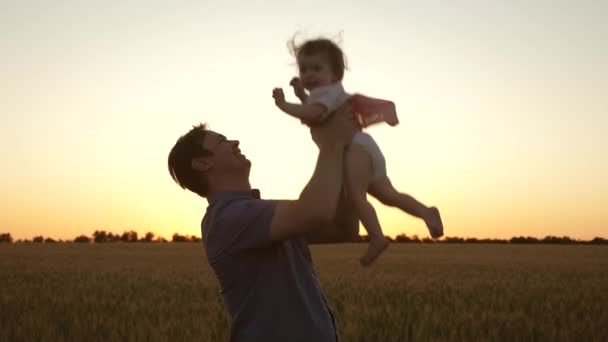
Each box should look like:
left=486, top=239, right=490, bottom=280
left=297, top=53, right=338, bottom=90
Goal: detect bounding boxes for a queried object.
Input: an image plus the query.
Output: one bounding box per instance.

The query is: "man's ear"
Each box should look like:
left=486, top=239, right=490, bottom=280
left=192, top=157, right=212, bottom=172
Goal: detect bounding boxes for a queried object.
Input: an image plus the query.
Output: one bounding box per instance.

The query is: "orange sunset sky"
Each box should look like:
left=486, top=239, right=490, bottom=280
left=1, top=1, right=607, bottom=241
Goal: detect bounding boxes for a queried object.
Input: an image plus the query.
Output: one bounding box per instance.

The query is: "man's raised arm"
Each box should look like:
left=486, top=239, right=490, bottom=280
left=269, top=104, right=356, bottom=241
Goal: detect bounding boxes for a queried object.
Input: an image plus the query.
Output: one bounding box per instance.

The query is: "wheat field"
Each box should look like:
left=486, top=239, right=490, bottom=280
left=1, top=243, right=606, bottom=341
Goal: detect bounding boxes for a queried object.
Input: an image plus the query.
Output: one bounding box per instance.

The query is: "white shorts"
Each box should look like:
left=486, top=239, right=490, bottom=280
left=352, top=132, right=387, bottom=181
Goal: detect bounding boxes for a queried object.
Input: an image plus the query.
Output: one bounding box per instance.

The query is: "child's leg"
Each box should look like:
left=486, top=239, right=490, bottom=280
left=369, top=176, right=444, bottom=238
left=344, top=143, right=389, bottom=266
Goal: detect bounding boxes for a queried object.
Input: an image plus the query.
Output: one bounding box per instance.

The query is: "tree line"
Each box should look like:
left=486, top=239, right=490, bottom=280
left=0, top=231, right=200, bottom=244
left=0, top=231, right=606, bottom=244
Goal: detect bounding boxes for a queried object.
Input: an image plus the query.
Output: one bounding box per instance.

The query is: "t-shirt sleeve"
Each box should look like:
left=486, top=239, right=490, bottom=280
left=204, top=199, right=277, bottom=262
left=308, top=85, right=343, bottom=112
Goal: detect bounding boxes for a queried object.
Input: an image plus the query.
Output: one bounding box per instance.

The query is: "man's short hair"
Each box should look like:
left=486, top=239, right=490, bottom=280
left=168, top=123, right=213, bottom=197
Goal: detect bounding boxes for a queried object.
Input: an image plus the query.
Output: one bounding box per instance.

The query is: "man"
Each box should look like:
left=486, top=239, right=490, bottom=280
left=168, top=105, right=359, bottom=341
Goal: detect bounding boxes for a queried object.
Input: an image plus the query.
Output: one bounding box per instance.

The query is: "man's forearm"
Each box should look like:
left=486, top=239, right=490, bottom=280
left=298, top=142, right=345, bottom=222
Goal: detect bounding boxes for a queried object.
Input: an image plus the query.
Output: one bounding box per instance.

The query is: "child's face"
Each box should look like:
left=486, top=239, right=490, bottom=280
left=297, top=53, right=338, bottom=91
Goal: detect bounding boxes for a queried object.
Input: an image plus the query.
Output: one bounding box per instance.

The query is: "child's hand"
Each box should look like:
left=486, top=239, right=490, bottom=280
left=272, top=88, right=285, bottom=107
left=289, top=77, right=306, bottom=98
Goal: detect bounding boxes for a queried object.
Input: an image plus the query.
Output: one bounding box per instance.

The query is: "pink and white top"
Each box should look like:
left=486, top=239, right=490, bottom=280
left=307, top=83, right=399, bottom=128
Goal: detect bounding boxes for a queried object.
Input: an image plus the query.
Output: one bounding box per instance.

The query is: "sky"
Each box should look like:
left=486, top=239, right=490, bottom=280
left=1, top=0, right=607, bottom=241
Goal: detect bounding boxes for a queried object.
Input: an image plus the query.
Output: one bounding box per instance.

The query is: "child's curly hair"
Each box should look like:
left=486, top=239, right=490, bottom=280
left=288, top=35, right=348, bottom=81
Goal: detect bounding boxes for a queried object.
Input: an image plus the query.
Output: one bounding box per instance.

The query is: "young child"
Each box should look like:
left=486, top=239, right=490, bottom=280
left=272, top=38, right=444, bottom=266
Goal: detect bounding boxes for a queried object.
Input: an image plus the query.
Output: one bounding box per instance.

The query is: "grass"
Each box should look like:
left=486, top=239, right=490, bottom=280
left=1, top=243, right=607, bottom=341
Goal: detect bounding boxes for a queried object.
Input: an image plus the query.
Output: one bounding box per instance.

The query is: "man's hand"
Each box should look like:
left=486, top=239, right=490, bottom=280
left=289, top=77, right=307, bottom=99
left=310, top=101, right=357, bottom=148
left=272, top=88, right=285, bottom=108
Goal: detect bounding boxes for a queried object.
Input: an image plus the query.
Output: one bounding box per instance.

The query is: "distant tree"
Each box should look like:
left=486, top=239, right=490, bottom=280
left=510, top=236, right=540, bottom=244
left=189, top=235, right=202, bottom=242
left=394, top=234, right=411, bottom=243
left=93, top=230, right=108, bottom=243
left=33, top=236, right=44, bottom=243
left=156, top=236, right=168, bottom=243
left=542, top=235, right=575, bottom=244
left=443, top=236, right=465, bottom=243
left=73, top=235, right=91, bottom=243
left=590, top=237, right=607, bottom=245
left=421, top=237, right=434, bottom=243
left=465, top=237, right=478, bottom=243
left=120, top=231, right=130, bottom=243
left=120, top=230, right=138, bottom=243
left=172, top=233, right=189, bottom=242
left=44, top=237, right=56, bottom=243
left=511, top=236, right=525, bottom=244
left=142, top=232, right=155, bottom=243
left=107, top=232, right=120, bottom=242
left=393, top=233, right=422, bottom=243
left=0, top=233, right=13, bottom=243
left=477, top=238, right=508, bottom=244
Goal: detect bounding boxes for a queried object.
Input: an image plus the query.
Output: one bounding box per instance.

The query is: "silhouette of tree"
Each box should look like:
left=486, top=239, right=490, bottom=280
left=120, top=230, right=138, bottom=243
left=3, top=230, right=602, bottom=245
left=542, top=235, right=575, bottom=244
left=444, top=236, right=465, bottom=243
left=475, top=238, right=508, bottom=244
left=0, top=233, right=13, bottom=243
left=510, top=236, right=540, bottom=244
left=142, top=232, right=155, bottom=243
left=93, top=230, right=109, bottom=243
left=394, top=234, right=410, bottom=243
left=172, top=233, right=189, bottom=242
left=73, top=235, right=91, bottom=243
left=120, top=231, right=129, bottom=242
left=107, top=232, right=120, bottom=242
left=129, top=231, right=138, bottom=242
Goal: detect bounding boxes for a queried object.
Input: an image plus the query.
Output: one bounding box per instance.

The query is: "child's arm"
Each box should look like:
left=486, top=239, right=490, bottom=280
left=290, top=77, right=309, bottom=104
left=273, top=88, right=326, bottom=124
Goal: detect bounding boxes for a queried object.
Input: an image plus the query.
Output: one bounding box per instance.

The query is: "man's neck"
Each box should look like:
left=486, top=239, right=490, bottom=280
left=208, top=178, right=252, bottom=195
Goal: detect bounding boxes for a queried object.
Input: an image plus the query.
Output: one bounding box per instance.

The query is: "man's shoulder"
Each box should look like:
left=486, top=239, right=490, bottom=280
left=203, top=198, right=278, bottom=258
left=205, top=198, right=275, bottom=230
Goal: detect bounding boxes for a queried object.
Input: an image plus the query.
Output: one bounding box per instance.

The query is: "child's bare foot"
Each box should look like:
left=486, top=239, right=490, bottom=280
left=425, top=207, right=444, bottom=238
left=360, top=237, right=390, bottom=267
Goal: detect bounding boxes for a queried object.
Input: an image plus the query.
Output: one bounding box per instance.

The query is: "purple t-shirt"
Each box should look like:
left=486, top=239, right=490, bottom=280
left=202, top=190, right=337, bottom=342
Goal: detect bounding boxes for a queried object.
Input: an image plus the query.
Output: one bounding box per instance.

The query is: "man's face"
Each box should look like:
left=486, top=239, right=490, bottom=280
left=297, top=53, right=337, bottom=91
left=200, top=130, right=251, bottom=174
